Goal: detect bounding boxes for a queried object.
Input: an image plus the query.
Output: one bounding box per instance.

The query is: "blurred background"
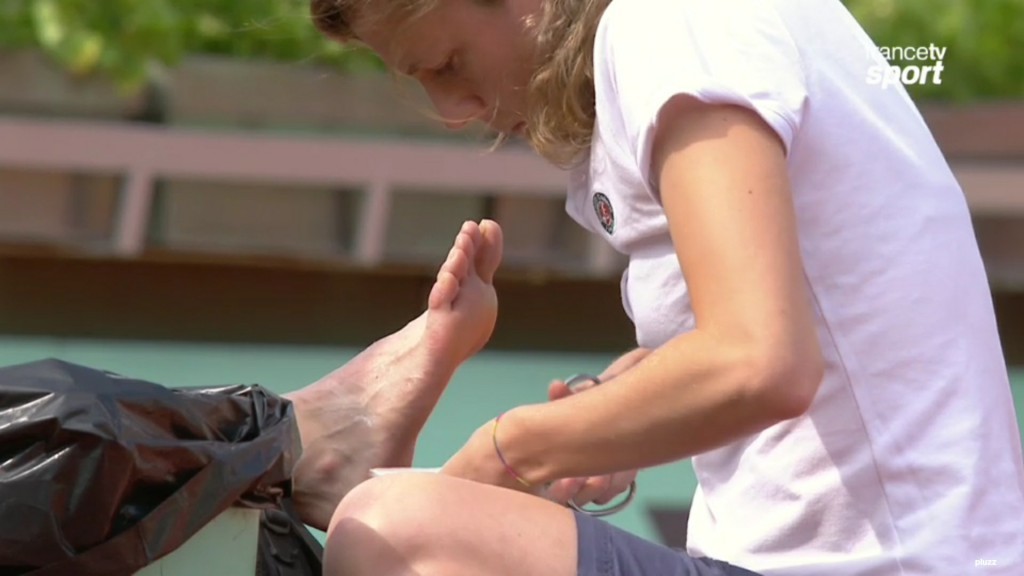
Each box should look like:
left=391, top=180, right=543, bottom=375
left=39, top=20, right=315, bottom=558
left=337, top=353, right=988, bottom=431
left=0, top=0, right=1021, bottom=548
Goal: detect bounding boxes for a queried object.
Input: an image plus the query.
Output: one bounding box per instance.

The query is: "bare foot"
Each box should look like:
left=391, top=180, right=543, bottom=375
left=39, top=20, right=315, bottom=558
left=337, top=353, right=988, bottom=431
left=285, top=220, right=502, bottom=529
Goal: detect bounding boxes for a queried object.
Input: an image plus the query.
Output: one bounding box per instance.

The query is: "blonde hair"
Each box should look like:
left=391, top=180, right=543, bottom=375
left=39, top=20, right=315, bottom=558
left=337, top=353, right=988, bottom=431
left=525, top=0, right=610, bottom=166
left=309, top=0, right=611, bottom=167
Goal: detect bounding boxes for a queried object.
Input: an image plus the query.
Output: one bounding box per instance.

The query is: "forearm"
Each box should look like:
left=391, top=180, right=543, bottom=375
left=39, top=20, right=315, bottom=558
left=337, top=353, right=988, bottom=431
left=596, top=347, right=651, bottom=382
left=501, top=330, right=816, bottom=484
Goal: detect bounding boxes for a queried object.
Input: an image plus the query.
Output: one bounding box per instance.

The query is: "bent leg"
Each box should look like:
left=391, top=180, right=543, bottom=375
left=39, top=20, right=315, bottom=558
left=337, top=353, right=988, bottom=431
left=325, top=473, right=578, bottom=576
left=324, top=473, right=764, bottom=576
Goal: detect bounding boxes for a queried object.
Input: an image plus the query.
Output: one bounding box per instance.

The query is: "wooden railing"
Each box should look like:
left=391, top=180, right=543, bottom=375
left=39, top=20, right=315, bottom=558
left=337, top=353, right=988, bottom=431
left=0, top=105, right=1021, bottom=276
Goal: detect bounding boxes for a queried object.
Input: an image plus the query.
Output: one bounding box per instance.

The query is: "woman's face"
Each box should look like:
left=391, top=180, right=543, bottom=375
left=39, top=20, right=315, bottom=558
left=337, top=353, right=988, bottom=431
left=353, top=0, right=541, bottom=135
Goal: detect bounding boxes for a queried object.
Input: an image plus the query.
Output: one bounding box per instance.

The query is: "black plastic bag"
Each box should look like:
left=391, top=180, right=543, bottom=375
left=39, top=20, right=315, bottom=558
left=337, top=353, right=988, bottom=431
left=0, top=358, right=317, bottom=576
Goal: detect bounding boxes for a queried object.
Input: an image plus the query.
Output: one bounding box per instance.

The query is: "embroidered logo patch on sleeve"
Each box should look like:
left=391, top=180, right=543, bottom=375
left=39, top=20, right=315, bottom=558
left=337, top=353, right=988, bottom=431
left=593, top=192, right=615, bottom=235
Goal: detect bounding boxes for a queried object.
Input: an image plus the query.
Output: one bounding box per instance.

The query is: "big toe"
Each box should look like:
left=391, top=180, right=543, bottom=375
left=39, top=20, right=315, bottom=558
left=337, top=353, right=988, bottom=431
left=476, top=220, right=504, bottom=284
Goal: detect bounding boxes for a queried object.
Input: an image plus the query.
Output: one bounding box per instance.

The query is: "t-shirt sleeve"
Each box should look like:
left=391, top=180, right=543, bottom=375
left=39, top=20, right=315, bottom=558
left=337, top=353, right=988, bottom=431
left=598, top=0, right=808, bottom=194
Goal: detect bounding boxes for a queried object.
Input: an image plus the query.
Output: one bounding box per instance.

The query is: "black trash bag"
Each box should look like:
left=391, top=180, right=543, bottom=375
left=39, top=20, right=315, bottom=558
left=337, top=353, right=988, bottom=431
left=0, top=358, right=322, bottom=576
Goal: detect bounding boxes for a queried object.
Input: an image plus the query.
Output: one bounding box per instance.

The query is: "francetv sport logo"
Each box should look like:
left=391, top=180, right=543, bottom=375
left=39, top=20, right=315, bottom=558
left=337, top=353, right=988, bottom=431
left=866, top=43, right=947, bottom=89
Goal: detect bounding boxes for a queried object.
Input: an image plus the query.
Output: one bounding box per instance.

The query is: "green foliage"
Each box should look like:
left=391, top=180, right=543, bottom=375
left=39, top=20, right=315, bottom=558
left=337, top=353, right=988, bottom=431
left=0, top=0, right=1019, bottom=101
left=0, top=0, right=383, bottom=92
left=844, top=0, right=1024, bottom=101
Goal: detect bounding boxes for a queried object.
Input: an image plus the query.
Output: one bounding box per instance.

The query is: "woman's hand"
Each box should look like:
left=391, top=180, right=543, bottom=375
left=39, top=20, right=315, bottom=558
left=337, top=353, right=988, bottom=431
left=544, top=469, right=638, bottom=508
left=441, top=348, right=651, bottom=502
left=542, top=348, right=649, bottom=508
left=439, top=415, right=543, bottom=495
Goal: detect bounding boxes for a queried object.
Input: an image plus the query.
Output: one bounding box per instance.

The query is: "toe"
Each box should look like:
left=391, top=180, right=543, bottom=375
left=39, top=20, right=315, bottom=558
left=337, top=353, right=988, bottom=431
left=450, top=244, right=470, bottom=281
left=428, top=270, right=460, bottom=310
left=440, top=235, right=471, bottom=283
left=461, top=220, right=482, bottom=246
left=476, top=220, right=504, bottom=284
left=455, top=230, right=474, bottom=255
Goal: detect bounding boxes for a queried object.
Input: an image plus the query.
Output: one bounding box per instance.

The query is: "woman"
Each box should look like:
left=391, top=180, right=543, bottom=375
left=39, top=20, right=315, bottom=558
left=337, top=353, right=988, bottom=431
left=309, top=0, right=1024, bottom=573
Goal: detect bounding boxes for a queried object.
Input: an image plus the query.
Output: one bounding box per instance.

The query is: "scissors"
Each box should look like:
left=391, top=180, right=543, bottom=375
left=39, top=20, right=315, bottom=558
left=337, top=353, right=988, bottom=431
left=559, top=373, right=638, bottom=518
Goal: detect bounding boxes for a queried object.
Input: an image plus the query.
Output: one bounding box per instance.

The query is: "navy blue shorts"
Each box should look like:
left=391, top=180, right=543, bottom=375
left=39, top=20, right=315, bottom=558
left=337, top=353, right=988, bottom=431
left=574, top=510, right=763, bottom=576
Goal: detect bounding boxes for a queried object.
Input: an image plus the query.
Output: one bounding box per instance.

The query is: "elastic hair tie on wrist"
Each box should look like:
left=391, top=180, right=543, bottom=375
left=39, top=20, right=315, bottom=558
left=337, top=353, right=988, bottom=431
left=492, top=412, right=533, bottom=489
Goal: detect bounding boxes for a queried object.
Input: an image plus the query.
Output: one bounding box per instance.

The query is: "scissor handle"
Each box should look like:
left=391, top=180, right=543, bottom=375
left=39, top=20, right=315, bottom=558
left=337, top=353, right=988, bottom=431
left=560, top=372, right=637, bottom=517
left=564, top=373, right=601, bottom=393
left=568, top=480, right=637, bottom=517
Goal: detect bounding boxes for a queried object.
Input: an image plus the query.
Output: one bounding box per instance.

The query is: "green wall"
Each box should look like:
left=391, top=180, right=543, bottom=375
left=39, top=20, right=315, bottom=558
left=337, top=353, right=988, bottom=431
left=1, top=336, right=1022, bottom=545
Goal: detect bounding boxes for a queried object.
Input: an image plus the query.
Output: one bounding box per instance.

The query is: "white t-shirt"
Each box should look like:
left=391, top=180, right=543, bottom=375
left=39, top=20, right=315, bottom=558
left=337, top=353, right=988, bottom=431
left=564, top=0, right=1024, bottom=573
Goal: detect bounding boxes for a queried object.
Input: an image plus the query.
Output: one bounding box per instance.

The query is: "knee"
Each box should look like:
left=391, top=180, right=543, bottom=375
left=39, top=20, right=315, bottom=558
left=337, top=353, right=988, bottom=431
left=324, top=473, right=447, bottom=574
left=328, top=473, right=438, bottom=533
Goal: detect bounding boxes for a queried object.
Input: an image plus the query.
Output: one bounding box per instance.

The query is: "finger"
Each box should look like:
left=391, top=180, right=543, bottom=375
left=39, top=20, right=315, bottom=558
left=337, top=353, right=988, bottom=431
left=548, top=380, right=572, bottom=401
left=545, top=477, right=586, bottom=504
left=571, top=475, right=613, bottom=506
left=592, top=471, right=636, bottom=505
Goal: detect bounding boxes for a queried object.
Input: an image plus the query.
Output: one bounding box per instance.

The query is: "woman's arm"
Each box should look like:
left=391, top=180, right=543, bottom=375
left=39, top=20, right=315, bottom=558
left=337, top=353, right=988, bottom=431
left=498, top=97, right=825, bottom=484
left=598, top=347, right=653, bottom=380
left=542, top=347, right=651, bottom=505
left=548, top=347, right=652, bottom=401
